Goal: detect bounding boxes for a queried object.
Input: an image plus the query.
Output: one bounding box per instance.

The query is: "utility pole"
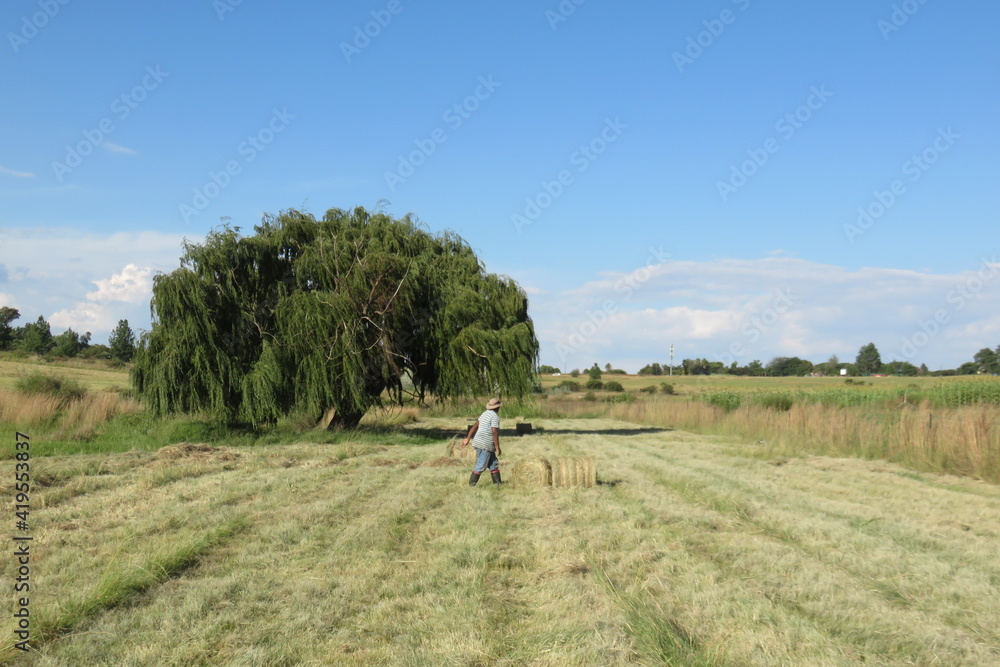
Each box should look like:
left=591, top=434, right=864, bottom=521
left=669, top=343, right=674, bottom=376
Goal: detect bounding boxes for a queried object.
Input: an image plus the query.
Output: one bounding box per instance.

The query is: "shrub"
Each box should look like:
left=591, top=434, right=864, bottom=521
left=639, top=385, right=658, bottom=394
left=585, top=379, right=604, bottom=391
left=755, top=392, right=795, bottom=411
left=15, top=372, right=86, bottom=404
left=606, top=392, right=634, bottom=404
left=79, top=345, right=112, bottom=360
left=660, top=382, right=675, bottom=395
left=604, top=380, right=624, bottom=392
left=701, top=391, right=741, bottom=412
left=582, top=392, right=597, bottom=402
left=557, top=380, right=582, bottom=392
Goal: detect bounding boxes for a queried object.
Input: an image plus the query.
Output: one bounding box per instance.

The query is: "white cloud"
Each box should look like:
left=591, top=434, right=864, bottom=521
left=50, top=265, right=155, bottom=332
left=9, top=225, right=998, bottom=371
left=85, top=264, right=153, bottom=303
left=49, top=303, right=106, bottom=331
left=0, top=166, right=35, bottom=178
left=1, top=227, right=185, bottom=339
left=103, top=142, right=137, bottom=155
left=529, top=256, right=1000, bottom=372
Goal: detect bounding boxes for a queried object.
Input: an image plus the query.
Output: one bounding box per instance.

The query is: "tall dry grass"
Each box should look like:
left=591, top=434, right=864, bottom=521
left=600, top=397, right=1000, bottom=482
left=0, top=387, right=142, bottom=440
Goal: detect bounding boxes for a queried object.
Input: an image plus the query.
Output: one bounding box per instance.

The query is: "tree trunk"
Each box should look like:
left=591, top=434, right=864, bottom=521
left=318, top=407, right=364, bottom=430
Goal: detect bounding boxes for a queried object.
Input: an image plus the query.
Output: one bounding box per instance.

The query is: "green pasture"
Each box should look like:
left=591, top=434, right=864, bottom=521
left=0, top=356, right=130, bottom=392
left=538, top=371, right=994, bottom=396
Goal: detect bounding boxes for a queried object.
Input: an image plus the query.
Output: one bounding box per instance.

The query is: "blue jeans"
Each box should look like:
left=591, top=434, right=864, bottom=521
left=473, top=447, right=499, bottom=474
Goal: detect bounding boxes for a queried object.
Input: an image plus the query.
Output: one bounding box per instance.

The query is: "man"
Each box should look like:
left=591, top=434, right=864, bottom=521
left=462, top=397, right=503, bottom=486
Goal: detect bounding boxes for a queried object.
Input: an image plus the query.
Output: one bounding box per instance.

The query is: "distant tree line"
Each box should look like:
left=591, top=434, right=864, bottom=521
left=0, top=307, right=135, bottom=363
left=552, top=341, right=999, bottom=378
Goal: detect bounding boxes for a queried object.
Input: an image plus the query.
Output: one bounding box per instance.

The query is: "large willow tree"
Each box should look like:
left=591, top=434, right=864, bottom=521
left=132, top=207, right=538, bottom=427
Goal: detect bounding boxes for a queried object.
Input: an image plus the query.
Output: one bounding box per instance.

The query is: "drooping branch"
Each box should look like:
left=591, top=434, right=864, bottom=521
left=132, top=206, right=539, bottom=427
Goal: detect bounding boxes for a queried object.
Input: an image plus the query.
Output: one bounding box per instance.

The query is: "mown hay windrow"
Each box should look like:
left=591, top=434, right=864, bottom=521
left=552, top=457, right=596, bottom=488
left=154, top=443, right=240, bottom=463
left=421, top=457, right=466, bottom=468
left=511, top=456, right=552, bottom=488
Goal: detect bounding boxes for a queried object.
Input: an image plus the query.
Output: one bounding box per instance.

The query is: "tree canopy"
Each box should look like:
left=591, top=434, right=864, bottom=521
left=109, top=319, right=136, bottom=363
left=21, top=315, right=53, bottom=356
left=881, top=360, right=919, bottom=376
left=132, top=207, right=539, bottom=427
left=974, top=347, right=1000, bottom=375
left=766, top=356, right=815, bottom=377
left=52, top=328, right=90, bottom=358
left=0, top=307, right=19, bottom=351
left=855, top=342, right=882, bottom=375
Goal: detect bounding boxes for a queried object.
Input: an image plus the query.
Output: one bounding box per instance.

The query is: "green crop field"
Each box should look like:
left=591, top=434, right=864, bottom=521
left=538, top=371, right=990, bottom=396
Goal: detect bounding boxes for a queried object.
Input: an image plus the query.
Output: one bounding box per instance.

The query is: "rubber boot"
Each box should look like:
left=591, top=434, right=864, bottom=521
left=469, top=471, right=481, bottom=486
left=491, top=471, right=502, bottom=485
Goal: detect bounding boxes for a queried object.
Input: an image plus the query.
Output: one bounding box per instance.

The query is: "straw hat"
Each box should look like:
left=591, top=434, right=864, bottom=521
left=486, top=398, right=503, bottom=410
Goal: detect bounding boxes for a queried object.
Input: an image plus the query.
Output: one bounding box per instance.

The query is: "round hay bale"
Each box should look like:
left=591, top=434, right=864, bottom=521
left=552, top=457, right=596, bottom=488
left=511, top=456, right=552, bottom=488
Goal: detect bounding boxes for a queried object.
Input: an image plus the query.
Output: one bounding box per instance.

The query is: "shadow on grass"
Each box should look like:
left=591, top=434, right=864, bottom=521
left=403, top=426, right=673, bottom=440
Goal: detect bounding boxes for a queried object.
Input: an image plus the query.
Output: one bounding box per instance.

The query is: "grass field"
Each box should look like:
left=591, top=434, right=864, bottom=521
left=0, top=358, right=130, bottom=393
left=3, top=418, right=1000, bottom=665
left=3, top=360, right=999, bottom=664
left=538, top=371, right=996, bottom=396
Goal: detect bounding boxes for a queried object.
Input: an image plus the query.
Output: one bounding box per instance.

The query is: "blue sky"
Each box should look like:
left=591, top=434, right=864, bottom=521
left=2, top=0, right=998, bottom=372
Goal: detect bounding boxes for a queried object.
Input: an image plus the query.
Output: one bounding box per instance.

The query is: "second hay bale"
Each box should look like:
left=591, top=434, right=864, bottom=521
left=511, top=455, right=595, bottom=488
left=552, top=456, right=596, bottom=488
